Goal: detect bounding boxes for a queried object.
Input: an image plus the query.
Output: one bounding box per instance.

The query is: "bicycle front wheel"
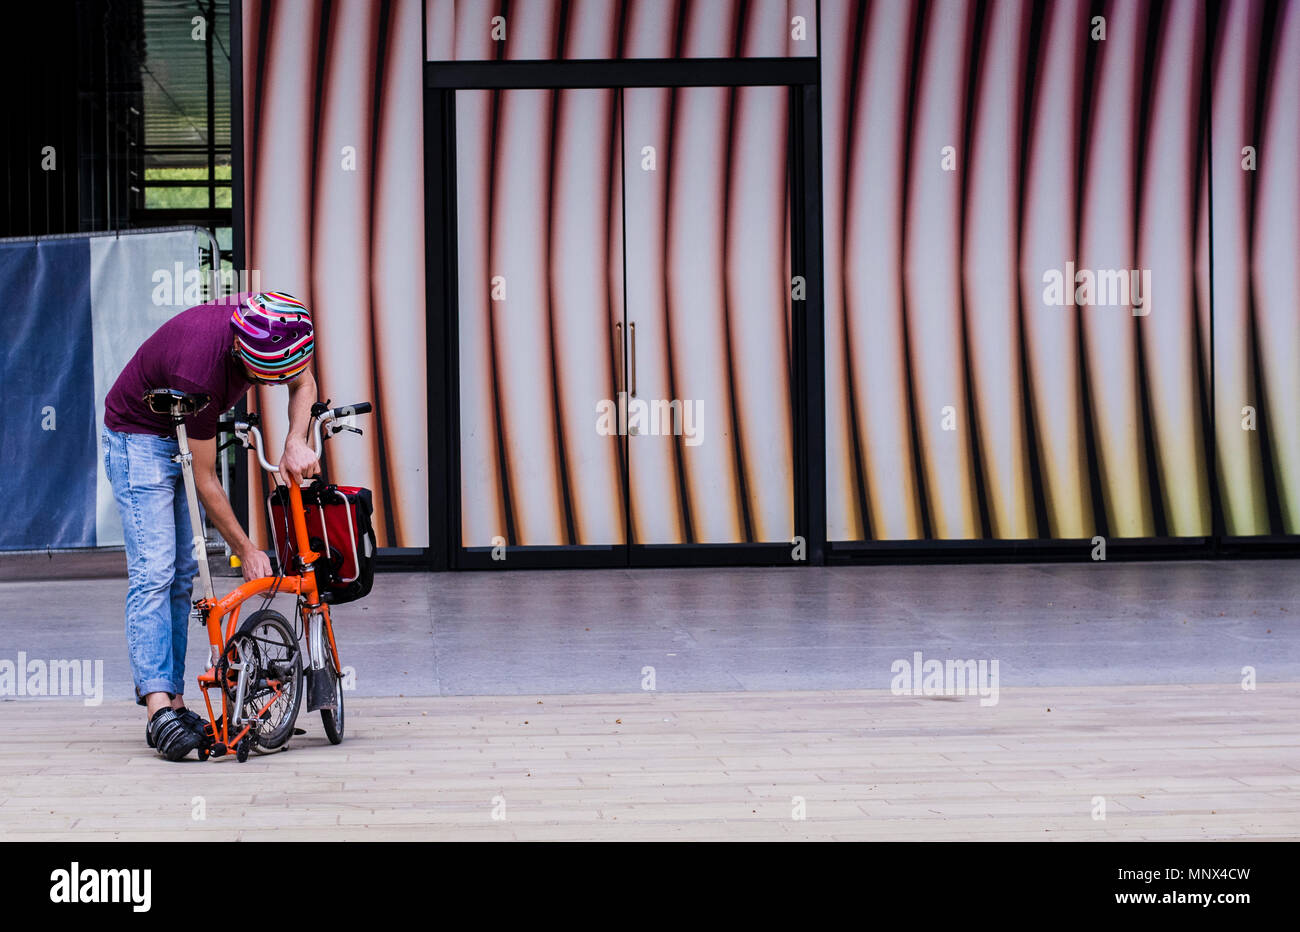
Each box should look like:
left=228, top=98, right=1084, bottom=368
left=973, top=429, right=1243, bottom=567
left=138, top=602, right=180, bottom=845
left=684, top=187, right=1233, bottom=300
left=319, top=612, right=345, bottom=745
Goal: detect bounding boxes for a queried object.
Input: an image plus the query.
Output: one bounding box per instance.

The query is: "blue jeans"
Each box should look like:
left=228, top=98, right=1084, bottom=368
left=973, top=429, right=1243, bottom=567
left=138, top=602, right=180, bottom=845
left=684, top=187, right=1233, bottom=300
left=102, top=426, right=202, bottom=705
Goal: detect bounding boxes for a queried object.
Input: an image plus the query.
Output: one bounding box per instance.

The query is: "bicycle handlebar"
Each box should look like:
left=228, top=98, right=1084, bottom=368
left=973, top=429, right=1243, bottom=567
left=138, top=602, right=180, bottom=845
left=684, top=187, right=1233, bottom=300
left=334, top=401, right=372, bottom=418
left=231, top=401, right=372, bottom=478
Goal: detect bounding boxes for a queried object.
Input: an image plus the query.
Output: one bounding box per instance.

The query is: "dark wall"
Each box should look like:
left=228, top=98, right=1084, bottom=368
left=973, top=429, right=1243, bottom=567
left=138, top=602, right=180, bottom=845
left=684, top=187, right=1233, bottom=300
left=0, top=0, right=142, bottom=238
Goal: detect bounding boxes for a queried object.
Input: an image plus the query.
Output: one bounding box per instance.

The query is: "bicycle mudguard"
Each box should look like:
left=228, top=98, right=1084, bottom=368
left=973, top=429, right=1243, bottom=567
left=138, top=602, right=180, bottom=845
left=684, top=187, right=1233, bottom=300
left=306, top=666, right=339, bottom=713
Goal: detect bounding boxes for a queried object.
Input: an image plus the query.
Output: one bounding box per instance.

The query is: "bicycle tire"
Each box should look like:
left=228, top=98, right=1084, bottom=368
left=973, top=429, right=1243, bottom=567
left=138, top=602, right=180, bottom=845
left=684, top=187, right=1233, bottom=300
left=320, top=623, right=345, bottom=745
left=228, top=609, right=303, bottom=751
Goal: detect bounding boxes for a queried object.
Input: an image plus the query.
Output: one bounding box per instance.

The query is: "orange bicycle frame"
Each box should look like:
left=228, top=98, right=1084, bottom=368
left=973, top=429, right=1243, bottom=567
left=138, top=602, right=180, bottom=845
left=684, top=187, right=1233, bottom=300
left=193, top=478, right=342, bottom=751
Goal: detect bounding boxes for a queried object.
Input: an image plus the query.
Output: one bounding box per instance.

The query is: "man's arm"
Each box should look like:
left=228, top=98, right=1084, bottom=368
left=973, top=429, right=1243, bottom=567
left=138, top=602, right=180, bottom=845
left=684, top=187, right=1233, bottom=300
left=190, top=435, right=273, bottom=582
left=279, top=369, right=321, bottom=485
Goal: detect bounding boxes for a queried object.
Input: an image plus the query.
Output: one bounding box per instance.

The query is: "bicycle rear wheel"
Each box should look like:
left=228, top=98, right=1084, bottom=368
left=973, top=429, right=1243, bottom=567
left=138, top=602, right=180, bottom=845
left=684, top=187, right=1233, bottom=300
left=227, top=609, right=303, bottom=751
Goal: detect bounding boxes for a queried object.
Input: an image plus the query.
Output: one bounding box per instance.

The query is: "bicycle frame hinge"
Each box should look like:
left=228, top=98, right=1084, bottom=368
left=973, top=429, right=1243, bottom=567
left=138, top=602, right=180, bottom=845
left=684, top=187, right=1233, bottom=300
left=190, top=598, right=213, bottom=623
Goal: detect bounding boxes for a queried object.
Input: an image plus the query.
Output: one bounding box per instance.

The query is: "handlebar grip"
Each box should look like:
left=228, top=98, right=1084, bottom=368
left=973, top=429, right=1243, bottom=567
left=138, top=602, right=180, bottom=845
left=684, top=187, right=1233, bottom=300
left=332, top=401, right=372, bottom=418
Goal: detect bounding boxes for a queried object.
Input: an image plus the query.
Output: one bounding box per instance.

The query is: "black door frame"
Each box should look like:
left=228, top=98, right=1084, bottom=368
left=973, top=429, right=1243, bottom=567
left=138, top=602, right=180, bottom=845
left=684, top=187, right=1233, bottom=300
left=424, top=57, right=825, bottom=570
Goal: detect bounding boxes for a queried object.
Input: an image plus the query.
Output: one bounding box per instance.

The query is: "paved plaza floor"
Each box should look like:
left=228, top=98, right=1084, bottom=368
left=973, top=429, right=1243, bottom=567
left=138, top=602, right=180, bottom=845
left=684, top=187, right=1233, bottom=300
left=1, top=561, right=1296, bottom=840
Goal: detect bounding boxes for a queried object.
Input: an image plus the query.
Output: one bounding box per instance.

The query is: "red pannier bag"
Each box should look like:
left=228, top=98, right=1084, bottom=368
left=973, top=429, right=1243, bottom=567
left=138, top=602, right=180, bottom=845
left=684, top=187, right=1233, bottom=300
left=267, top=482, right=376, bottom=604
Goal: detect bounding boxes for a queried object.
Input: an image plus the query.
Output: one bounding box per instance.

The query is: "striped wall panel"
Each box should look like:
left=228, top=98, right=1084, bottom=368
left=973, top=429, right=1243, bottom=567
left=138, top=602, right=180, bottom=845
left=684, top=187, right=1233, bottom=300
left=238, top=0, right=1300, bottom=549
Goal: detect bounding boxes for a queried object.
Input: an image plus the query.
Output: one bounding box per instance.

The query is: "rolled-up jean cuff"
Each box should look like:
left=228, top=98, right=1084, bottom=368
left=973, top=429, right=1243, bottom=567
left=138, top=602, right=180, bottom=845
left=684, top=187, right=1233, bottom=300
left=135, top=680, right=181, bottom=705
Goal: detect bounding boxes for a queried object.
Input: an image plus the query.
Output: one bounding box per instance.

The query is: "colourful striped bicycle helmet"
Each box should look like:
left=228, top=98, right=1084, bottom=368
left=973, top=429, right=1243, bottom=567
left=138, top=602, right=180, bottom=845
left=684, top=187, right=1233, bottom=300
left=231, top=292, right=315, bottom=383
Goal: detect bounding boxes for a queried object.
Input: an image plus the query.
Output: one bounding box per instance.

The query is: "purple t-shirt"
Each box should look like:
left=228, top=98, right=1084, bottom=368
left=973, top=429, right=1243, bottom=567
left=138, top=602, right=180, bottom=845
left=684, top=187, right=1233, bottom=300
left=104, top=297, right=252, bottom=441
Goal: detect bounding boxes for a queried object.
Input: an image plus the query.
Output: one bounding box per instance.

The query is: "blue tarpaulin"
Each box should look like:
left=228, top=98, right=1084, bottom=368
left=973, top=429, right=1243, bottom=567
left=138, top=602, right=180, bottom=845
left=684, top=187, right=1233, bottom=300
left=0, top=239, right=96, bottom=550
left=0, top=229, right=203, bottom=551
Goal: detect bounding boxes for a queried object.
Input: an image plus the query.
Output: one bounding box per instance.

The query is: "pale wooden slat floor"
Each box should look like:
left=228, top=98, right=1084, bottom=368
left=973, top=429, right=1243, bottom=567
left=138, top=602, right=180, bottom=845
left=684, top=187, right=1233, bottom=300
left=1, top=684, right=1297, bottom=841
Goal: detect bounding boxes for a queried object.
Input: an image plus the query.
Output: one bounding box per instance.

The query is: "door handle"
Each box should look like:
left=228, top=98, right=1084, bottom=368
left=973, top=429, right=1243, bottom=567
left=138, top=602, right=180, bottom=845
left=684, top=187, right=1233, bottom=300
left=629, top=321, right=637, bottom=398
left=615, top=321, right=623, bottom=395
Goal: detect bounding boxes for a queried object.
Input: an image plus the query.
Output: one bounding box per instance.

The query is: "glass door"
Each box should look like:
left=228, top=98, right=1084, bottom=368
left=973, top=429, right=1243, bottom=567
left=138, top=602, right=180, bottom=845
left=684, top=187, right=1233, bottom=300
left=454, top=87, right=627, bottom=564
left=622, top=85, right=796, bottom=555
left=448, top=81, right=807, bottom=567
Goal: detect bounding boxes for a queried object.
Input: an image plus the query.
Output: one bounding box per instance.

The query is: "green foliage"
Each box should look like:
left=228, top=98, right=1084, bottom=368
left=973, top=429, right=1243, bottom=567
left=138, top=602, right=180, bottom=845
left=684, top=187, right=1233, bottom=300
left=143, top=166, right=232, bottom=209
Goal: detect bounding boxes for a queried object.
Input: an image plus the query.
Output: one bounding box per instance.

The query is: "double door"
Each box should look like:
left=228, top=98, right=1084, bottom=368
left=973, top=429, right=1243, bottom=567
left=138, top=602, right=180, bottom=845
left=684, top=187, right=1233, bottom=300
left=448, top=82, right=809, bottom=566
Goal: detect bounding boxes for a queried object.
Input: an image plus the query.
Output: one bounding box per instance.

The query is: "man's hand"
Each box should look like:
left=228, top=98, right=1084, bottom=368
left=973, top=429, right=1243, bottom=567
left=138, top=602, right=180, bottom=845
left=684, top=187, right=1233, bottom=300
left=239, top=545, right=274, bottom=582
left=280, top=436, right=320, bottom=486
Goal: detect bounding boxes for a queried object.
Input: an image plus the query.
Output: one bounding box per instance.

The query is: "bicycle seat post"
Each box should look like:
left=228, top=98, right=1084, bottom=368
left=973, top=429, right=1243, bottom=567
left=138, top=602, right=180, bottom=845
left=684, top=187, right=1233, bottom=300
left=170, top=402, right=218, bottom=606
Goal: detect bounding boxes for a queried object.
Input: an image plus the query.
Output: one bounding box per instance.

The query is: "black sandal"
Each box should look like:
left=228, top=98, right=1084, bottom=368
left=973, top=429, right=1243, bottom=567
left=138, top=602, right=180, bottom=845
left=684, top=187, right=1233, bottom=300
left=146, top=706, right=209, bottom=748
left=146, top=707, right=203, bottom=761
left=177, top=706, right=210, bottom=738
